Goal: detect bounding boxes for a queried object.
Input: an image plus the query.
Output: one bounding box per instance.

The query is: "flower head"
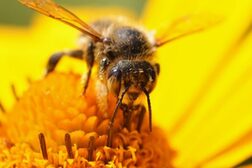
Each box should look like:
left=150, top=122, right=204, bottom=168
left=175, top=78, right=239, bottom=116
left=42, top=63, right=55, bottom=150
left=0, top=72, right=174, bottom=167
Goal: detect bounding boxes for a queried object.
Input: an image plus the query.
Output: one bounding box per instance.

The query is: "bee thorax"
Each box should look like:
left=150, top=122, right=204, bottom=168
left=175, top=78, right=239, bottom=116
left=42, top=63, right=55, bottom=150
left=106, top=26, right=153, bottom=59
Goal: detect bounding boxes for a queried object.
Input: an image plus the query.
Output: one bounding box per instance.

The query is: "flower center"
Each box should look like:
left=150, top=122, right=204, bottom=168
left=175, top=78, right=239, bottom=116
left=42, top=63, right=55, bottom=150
left=0, top=72, right=175, bottom=167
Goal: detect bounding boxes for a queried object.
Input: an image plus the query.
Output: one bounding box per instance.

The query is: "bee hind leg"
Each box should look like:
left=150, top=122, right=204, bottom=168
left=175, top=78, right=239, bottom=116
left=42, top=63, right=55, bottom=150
left=46, top=49, right=84, bottom=75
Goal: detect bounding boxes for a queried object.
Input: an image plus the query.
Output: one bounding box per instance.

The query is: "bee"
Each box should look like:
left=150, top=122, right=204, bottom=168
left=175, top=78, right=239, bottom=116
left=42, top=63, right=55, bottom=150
left=19, top=0, right=220, bottom=147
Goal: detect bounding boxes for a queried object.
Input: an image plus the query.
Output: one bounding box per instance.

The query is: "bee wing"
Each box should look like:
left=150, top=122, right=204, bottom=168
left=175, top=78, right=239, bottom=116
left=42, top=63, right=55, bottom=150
left=18, top=0, right=102, bottom=41
left=155, top=13, right=222, bottom=47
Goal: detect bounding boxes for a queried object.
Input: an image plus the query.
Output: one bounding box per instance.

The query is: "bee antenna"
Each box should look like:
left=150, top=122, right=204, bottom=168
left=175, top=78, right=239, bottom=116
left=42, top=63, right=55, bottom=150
left=142, top=88, right=152, bottom=132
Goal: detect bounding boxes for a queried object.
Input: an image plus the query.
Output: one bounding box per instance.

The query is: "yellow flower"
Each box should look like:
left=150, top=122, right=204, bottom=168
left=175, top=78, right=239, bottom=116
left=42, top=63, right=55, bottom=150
left=1, top=0, right=252, bottom=167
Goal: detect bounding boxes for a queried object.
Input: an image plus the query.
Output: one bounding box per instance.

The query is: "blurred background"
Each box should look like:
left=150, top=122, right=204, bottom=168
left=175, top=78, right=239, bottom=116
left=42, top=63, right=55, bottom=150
left=0, top=0, right=146, bottom=26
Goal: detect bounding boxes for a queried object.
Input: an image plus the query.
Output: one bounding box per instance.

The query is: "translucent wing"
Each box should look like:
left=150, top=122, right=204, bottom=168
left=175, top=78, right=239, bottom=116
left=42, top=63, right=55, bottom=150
left=155, top=13, right=223, bottom=47
left=18, top=0, right=102, bottom=41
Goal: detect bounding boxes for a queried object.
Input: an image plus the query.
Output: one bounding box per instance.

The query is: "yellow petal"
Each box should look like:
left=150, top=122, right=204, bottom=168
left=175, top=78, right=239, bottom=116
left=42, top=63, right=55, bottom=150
left=169, top=8, right=252, bottom=168
left=143, top=0, right=252, bottom=167
left=201, top=130, right=252, bottom=167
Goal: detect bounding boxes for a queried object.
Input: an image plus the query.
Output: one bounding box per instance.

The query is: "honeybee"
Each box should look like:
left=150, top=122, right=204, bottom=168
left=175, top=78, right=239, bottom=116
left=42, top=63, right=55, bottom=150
left=19, top=0, right=220, bottom=147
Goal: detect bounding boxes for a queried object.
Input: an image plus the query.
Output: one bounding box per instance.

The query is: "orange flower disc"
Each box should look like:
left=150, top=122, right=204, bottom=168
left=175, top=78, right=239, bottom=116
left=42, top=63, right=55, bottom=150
left=0, top=72, right=174, bottom=167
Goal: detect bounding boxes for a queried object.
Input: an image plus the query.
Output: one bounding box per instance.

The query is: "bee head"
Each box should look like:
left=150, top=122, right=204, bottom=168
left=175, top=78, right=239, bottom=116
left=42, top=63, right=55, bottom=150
left=107, top=60, right=159, bottom=100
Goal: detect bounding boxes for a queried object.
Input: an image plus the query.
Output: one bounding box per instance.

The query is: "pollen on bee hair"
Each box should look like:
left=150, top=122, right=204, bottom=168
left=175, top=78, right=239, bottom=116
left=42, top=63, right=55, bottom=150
left=38, top=133, right=48, bottom=160
left=65, top=133, right=74, bottom=159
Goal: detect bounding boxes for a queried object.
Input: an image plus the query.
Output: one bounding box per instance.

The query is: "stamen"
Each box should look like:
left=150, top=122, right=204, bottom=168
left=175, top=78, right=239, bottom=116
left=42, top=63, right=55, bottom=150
left=11, top=84, right=19, bottom=101
left=65, top=133, right=74, bottom=159
left=88, top=136, right=95, bottom=161
left=0, top=101, right=5, bottom=113
left=38, top=133, right=48, bottom=159
left=0, top=73, right=172, bottom=167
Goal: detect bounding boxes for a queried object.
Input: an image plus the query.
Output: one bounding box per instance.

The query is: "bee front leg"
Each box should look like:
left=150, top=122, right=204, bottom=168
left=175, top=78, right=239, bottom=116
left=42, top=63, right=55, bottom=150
left=46, top=49, right=84, bottom=74
left=107, top=87, right=129, bottom=147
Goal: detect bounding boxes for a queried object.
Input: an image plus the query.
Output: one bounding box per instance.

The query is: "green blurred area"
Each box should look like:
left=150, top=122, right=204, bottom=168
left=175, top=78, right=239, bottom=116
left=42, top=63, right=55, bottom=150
left=0, top=0, right=146, bottom=26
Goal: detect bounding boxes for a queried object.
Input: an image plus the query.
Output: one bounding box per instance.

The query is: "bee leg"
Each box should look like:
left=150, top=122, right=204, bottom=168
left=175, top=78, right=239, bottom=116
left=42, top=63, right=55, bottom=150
left=46, top=49, right=84, bottom=75
left=82, top=42, right=94, bottom=94
left=107, top=99, right=121, bottom=147
left=136, top=105, right=146, bottom=132
left=107, top=87, right=129, bottom=147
